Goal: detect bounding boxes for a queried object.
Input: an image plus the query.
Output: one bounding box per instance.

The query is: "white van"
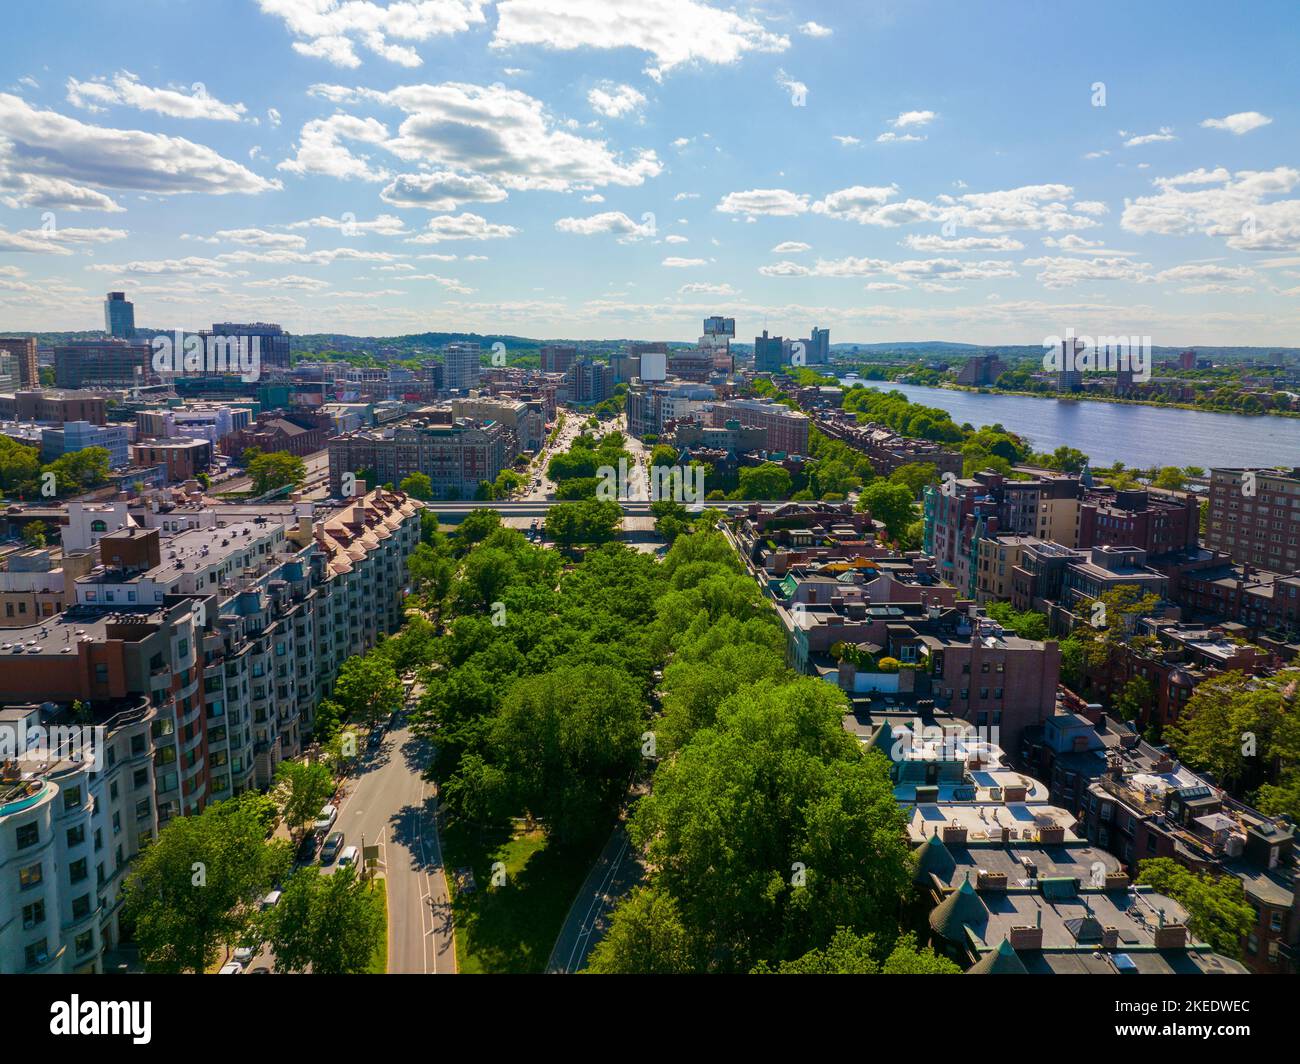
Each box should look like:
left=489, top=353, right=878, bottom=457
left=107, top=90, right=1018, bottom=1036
left=313, top=804, right=337, bottom=834
left=338, top=845, right=360, bottom=867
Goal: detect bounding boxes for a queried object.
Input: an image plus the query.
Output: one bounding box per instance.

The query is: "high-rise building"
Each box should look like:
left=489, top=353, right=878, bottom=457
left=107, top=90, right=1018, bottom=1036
left=103, top=291, right=135, bottom=339
left=709, top=398, right=809, bottom=454
left=956, top=352, right=1007, bottom=386
left=441, top=342, right=482, bottom=391
left=1058, top=337, right=1086, bottom=392
left=797, top=326, right=829, bottom=365
left=700, top=316, right=736, bottom=374
left=1205, top=467, right=1300, bottom=573
left=0, top=349, right=17, bottom=392
left=209, top=323, right=291, bottom=373
left=54, top=339, right=150, bottom=389
left=539, top=344, right=577, bottom=374
left=0, top=336, right=39, bottom=388
left=566, top=359, right=615, bottom=403
left=754, top=330, right=787, bottom=374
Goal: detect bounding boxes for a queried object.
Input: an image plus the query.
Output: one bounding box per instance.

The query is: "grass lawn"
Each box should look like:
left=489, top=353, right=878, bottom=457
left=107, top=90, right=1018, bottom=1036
left=441, top=819, right=607, bottom=974
left=367, top=878, right=388, bottom=974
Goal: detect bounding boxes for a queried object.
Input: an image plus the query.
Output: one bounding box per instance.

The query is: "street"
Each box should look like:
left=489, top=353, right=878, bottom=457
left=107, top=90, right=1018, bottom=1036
left=546, top=822, right=642, bottom=973
left=336, top=713, right=456, bottom=974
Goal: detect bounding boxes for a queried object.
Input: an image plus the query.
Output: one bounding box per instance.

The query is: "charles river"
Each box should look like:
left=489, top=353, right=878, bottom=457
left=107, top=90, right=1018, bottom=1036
left=838, top=377, right=1299, bottom=471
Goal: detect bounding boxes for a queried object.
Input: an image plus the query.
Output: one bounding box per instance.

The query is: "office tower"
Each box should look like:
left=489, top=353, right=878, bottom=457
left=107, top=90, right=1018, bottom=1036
left=442, top=342, right=482, bottom=391
left=1058, top=337, right=1086, bottom=391
left=0, top=336, right=39, bottom=388
left=540, top=344, right=578, bottom=374
left=210, top=322, right=291, bottom=372
left=103, top=291, right=135, bottom=339
left=754, top=330, right=787, bottom=373
left=797, top=326, right=829, bottom=365
left=0, top=349, right=17, bottom=392
left=53, top=339, right=150, bottom=389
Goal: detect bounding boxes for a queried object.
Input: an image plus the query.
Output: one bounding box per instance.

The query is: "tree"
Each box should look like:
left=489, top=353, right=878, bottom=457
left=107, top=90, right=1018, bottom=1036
left=858, top=480, right=916, bottom=542
left=248, top=451, right=305, bottom=495
left=1136, top=858, right=1253, bottom=959
left=545, top=500, right=622, bottom=545
left=1153, top=466, right=1187, bottom=491
left=583, top=887, right=693, bottom=974
left=123, top=797, right=290, bottom=973
left=738, top=463, right=793, bottom=501
left=273, top=759, right=336, bottom=840
left=889, top=462, right=938, bottom=499
left=45, top=447, right=111, bottom=495
left=407, top=542, right=453, bottom=602
left=985, top=601, right=1049, bottom=641
left=333, top=654, right=404, bottom=727
left=21, top=520, right=48, bottom=548
left=751, top=928, right=881, bottom=974
left=880, top=932, right=962, bottom=973
left=399, top=472, right=433, bottom=499
left=0, top=436, right=41, bottom=496
left=453, top=509, right=502, bottom=553
left=259, top=865, right=384, bottom=974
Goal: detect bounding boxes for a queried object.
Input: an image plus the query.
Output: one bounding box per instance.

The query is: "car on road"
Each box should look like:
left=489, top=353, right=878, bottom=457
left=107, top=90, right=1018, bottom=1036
left=338, top=845, right=360, bottom=867
left=297, top=831, right=319, bottom=863
left=233, top=947, right=254, bottom=966
left=249, top=966, right=271, bottom=975
left=313, top=803, right=337, bottom=834
left=368, top=727, right=384, bottom=750
left=218, top=963, right=242, bottom=975
left=321, top=831, right=345, bottom=864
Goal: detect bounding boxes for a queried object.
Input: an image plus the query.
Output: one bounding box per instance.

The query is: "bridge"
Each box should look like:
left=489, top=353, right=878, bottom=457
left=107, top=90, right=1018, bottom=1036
left=416, top=499, right=778, bottom=522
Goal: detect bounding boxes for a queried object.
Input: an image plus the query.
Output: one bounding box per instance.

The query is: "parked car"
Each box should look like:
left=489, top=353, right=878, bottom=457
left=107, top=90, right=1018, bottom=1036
left=297, top=832, right=319, bottom=863
left=233, top=947, right=254, bottom=966
left=338, top=845, right=360, bottom=867
left=218, top=963, right=242, bottom=975
left=313, top=804, right=337, bottom=834
left=321, top=831, right=345, bottom=864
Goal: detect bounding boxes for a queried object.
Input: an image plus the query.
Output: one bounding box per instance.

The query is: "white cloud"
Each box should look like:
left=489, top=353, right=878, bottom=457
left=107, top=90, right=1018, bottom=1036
left=87, top=256, right=246, bottom=277
left=277, top=113, right=391, bottom=180
left=189, top=227, right=307, bottom=248
left=1154, top=263, right=1256, bottom=284
left=833, top=134, right=861, bottom=147
left=256, top=0, right=489, bottom=68
left=1123, top=126, right=1176, bottom=147
left=1022, top=255, right=1152, bottom=289
left=775, top=69, right=807, bottom=103
left=662, top=256, right=706, bottom=267
left=1123, top=165, right=1300, bottom=250
left=1200, top=111, right=1272, bottom=136
left=0, top=93, right=280, bottom=196
left=307, top=81, right=662, bottom=192
left=405, top=212, right=519, bottom=242
left=380, top=170, right=507, bottom=210
left=771, top=241, right=811, bottom=253
left=0, top=225, right=126, bottom=254
left=1154, top=167, right=1232, bottom=189
left=286, top=213, right=408, bottom=235
left=492, top=0, right=789, bottom=80
left=0, top=173, right=124, bottom=212
left=247, top=274, right=331, bottom=290
left=587, top=82, right=646, bottom=118
left=901, top=234, right=1024, bottom=252
left=877, top=132, right=924, bottom=143
left=555, top=210, right=655, bottom=241
left=799, top=21, right=832, bottom=38
left=66, top=71, right=247, bottom=121
left=890, top=109, right=936, bottom=129
left=716, top=188, right=809, bottom=216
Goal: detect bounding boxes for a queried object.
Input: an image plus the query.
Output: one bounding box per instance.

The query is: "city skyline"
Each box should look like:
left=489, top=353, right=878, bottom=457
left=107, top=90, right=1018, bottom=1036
left=0, top=1, right=1298, bottom=344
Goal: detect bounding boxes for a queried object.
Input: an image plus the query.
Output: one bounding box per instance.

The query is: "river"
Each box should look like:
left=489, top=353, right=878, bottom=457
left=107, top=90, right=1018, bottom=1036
left=837, top=377, right=1299, bottom=469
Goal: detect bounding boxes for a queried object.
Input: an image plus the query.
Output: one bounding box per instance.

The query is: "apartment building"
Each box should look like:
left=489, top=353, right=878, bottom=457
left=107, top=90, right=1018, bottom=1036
left=0, top=336, right=40, bottom=388
left=328, top=413, right=513, bottom=499
left=709, top=398, right=809, bottom=455
left=0, top=390, right=107, bottom=426
left=1, top=698, right=160, bottom=973
left=54, top=340, right=151, bottom=389
left=1205, top=467, right=1300, bottom=573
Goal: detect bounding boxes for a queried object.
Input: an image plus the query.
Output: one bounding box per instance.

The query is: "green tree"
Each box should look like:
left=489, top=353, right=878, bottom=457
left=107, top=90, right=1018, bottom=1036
left=248, top=451, right=306, bottom=495
left=889, top=462, right=938, bottom=499
left=0, top=436, right=41, bottom=495
left=273, top=759, right=336, bottom=841
left=583, top=886, right=693, bottom=974
left=858, top=480, right=917, bottom=542
left=123, top=797, right=290, bottom=973
left=21, top=520, right=48, bottom=548
left=45, top=447, right=111, bottom=495
left=1136, top=858, right=1253, bottom=959
left=738, top=462, right=793, bottom=501
left=259, top=865, right=385, bottom=974
left=333, top=655, right=404, bottom=727
left=399, top=472, right=434, bottom=499
left=545, top=499, right=622, bottom=545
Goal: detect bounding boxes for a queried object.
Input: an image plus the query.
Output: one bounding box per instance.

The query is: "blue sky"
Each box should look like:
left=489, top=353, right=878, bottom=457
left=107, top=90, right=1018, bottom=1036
left=2, top=0, right=1299, bottom=344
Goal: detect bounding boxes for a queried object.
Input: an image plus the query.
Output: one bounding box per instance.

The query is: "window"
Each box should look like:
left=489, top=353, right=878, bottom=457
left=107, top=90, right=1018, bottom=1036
left=75, top=931, right=94, bottom=957
left=66, top=824, right=85, bottom=847
left=62, top=785, right=82, bottom=811
left=16, top=822, right=39, bottom=849
left=69, top=857, right=88, bottom=884
left=71, top=894, right=91, bottom=920
left=22, top=900, right=45, bottom=928
left=24, top=940, right=49, bottom=968
left=19, top=863, right=43, bottom=890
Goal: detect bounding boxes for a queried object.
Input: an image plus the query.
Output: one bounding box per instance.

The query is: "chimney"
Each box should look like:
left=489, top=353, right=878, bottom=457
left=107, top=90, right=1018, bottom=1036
left=838, top=660, right=857, bottom=692
left=1101, top=927, right=1120, bottom=950
left=1153, top=924, right=1188, bottom=950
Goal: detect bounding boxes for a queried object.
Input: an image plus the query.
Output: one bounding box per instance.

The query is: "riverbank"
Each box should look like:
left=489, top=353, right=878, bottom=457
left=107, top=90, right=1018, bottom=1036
left=930, top=381, right=1300, bottom=420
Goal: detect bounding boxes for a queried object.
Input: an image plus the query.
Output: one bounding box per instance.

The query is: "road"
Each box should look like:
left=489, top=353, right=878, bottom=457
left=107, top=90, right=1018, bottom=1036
left=546, top=822, right=643, bottom=973
left=335, top=713, right=456, bottom=974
